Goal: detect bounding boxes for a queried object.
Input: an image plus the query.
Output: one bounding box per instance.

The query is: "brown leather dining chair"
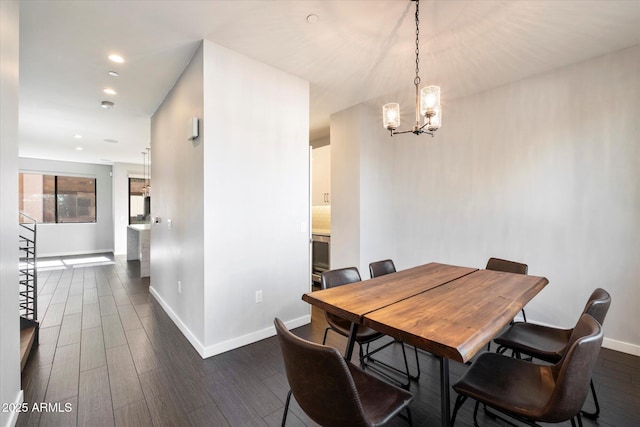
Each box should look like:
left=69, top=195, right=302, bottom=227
left=486, top=257, right=529, bottom=321
left=368, top=259, right=421, bottom=382
left=493, top=288, right=611, bottom=419
left=274, top=318, right=413, bottom=427
left=321, top=267, right=414, bottom=389
left=369, top=259, right=397, bottom=278
left=451, top=313, right=603, bottom=427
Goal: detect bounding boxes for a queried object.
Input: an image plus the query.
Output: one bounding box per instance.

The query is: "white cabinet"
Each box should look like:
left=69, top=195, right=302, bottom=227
left=312, top=145, right=331, bottom=206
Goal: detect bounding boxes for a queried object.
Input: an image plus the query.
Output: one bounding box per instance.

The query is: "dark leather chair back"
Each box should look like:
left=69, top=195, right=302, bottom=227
left=582, top=288, right=611, bottom=326
left=369, top=259, right=396, bottom=278
left=274, top=318, right=372, bottom=427
left=485, top=257, right=528, bottom=275
left=321, top=267, right=361, bottom=290
left=543, top=314, right=603, bottom=422
left=320, top=267, right=362, bottom=328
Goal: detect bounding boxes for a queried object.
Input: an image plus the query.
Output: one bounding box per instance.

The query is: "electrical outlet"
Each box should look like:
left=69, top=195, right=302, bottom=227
left=178, top=280, right=182, bottom=294
left=255, top=290, right=263, bottom=304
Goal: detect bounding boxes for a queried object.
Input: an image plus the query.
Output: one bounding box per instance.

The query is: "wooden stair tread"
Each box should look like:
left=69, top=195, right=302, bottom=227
left=20, top=326, right=36, bottom=371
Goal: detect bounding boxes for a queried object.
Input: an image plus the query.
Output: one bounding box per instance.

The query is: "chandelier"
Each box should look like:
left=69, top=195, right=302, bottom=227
left=141, top=147, right=151, bottom=198
left=382, top=0, right=441, bottom=136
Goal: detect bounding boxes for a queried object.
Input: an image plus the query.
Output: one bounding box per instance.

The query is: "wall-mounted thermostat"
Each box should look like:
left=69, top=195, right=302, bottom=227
left=188, top=117, right=199, bottom=141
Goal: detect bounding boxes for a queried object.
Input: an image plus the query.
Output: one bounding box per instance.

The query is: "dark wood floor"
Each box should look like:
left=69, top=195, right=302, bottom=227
left=18, top=254, right=640, bottom=426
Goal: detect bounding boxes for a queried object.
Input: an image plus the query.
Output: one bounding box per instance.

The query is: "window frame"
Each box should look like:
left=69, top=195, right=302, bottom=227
left=19, top=172, right=97, bottom=224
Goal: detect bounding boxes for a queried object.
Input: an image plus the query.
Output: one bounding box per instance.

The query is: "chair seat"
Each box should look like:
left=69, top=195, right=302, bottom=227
left=494, top=322, right=571, bottom=363
left=453, top=352, right=555, bottom=421
left=326, top=313, right=383, bottom=342
left=347, top=363, right=413, bottom=426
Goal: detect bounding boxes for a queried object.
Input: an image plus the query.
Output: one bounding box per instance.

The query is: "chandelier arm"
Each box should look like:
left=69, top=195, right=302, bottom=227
left=391, top=129, right=416, bottom=135
left=391, top=128, right=434, bottom=137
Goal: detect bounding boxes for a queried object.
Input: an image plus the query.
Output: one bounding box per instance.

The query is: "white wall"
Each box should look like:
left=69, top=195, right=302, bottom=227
left=112, top=162, right=144, bottom=255
left=151, top=40, right=310, bottom=357
left=330, top=103, right=397, bottom=278
left=18, top=158, right=114, bottom=257
left=332, top=45, right=640, bottom=354
left=202, top=40, right=310, bottom=354
left=330, top=106, right=362, bottom=270
left=1, top=1, right=22, bottom=425
left=150, top=42, right=206, bottom=345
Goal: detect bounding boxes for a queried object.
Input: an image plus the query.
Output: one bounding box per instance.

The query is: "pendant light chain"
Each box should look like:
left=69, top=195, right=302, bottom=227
left=414, top=0, right=420, bottom=88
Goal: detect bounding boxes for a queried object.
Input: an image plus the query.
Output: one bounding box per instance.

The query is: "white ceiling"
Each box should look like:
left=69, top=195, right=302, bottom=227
left=18, top=0, right=640, bottom=165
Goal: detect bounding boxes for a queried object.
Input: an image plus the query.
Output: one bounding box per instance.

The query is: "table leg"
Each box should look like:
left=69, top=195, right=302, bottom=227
left=344, top=322, right=359, bottom=361
left=439, top=356, right=451, bottom=427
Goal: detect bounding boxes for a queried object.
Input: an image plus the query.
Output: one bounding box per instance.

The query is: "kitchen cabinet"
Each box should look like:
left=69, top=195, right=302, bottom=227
left=127, top=224, right=150, bottom=277
left=312, top=145, right=331, bottom=206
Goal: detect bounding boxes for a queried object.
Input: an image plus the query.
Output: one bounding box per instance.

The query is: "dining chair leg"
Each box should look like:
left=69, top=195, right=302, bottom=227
left=405, top=407, right=413, bottom=427
left=322, top=327, right=330, bottom=345
left=449, top=394, right=467, bottom=426
left=580, top=378, right=600, bottom=419
left=281, top=390, right=292, bottom=427
left=412, top=345, right=421, bottom=380
left=359, top=344, right=367, bottom=368
left=472, top=400, right=481, bottom=427
left=363, top=342, right=411, bottom=389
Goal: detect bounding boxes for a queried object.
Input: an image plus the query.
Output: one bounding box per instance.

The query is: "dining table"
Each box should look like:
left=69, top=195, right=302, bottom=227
left=302, top=262, right=548, bottom=427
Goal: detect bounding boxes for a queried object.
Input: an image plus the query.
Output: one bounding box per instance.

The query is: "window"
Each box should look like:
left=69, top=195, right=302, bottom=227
left=19, top=173, right=97, bottom=223
left=129, top=177, right=148, bottom=224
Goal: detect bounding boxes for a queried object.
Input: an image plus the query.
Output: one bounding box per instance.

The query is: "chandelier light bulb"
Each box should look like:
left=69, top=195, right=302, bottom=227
left=420, top=85, right=441, bottom=117
left=383, top=103, right=401, bottom=130
left=426, top=106, right=442, bottom=132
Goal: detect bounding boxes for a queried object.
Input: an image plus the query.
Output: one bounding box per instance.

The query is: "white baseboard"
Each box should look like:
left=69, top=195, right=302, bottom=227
left=603, top=337, right=640, bottom=357
left=149, top=286, right=311, bottom=359
left=4, top=390, right=23, bottom=427
left=37, top=249, right=114, bottom=258
left=148, top=286, right=206, bottom=357
left=201, top=314, right=311, bottom=359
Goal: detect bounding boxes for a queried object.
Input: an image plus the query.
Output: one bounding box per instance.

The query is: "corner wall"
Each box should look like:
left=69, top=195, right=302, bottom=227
left=1, top=1, right=22, bottom=425
left=150, top=40, right=310, bottom=357
left=201, top=40, right=310, bottom=354
left=330, top=103, right=397, bottom=277
left=150, top=42, right=206, bottom=347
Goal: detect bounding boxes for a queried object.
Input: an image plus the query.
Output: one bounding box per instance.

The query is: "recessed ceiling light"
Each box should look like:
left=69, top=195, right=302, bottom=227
left=74, top=134, right=82, bottom=139
left=101, top=100, right=115, bottom=109
left=108, top=54, right=124, bottom=63
left=75, top=147, right=83, bottom=151
left=103, top=88, right=117, bottom=95
left=306, top=14, right=319, bottom=24
left=108, top=71, right=119, bottom=77
left=104, top=139, right=119, bottom=144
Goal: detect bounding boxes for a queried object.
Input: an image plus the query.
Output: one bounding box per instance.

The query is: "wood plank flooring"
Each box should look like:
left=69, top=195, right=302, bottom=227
left=18, top=254, right=640, bottom=426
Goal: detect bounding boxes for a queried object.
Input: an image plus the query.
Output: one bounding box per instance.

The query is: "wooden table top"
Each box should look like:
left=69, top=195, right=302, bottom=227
left=364, top=269, right=548, bottom=363
left=302, top=263, right=478, bottom=324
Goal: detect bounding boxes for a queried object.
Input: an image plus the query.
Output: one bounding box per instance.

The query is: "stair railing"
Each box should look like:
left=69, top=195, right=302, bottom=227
left=18, top=212, right=38, bottom=325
